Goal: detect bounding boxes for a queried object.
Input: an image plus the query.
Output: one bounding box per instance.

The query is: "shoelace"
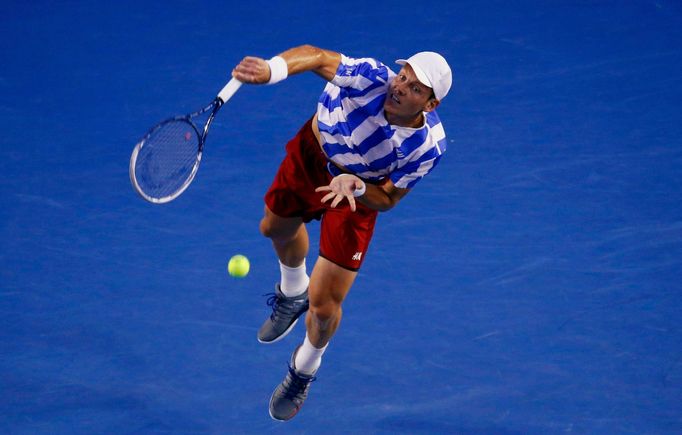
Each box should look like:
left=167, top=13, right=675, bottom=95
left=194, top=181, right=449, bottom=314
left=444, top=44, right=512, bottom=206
left=281, top=363, right=316, bottom=401
left=265, top=292, right=305, bottom=321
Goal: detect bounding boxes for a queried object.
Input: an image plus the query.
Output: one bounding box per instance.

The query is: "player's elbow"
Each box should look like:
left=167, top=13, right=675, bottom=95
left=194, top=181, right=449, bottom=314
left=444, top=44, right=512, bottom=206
left=375, top=185, right=408, bottom=212
left=297, top=44, right=325, bottom=62
left=371, top=195, right=400, bottom=212
left=298, top=44, right=320, bottom=52
left=295, top=44, right=340, bottom=80
left=378, top=199, right=398, bottom=212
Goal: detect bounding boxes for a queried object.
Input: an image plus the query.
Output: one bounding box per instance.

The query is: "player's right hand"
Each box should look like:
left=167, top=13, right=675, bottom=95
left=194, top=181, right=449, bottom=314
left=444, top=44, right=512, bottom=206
left=232, top=56, right=271, bottom=84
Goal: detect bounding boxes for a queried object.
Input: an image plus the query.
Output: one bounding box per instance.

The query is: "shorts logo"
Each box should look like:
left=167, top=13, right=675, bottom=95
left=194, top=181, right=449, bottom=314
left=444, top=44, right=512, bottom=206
left=352, top=251, right=363, bottom=261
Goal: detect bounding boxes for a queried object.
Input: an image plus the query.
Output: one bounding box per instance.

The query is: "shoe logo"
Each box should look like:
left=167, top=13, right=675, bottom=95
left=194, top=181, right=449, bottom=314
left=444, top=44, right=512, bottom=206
left=352, top=251, right=363, bottom=261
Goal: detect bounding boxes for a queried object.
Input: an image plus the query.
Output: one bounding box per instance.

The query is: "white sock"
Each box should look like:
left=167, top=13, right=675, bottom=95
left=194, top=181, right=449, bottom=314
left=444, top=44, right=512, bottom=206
left=294, top=334, right=328, bottom=375
left=279, top=259, right=309, bottom=297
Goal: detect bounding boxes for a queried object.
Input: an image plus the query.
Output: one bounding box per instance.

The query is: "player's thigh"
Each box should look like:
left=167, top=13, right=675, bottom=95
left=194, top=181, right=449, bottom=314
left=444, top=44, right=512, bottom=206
left=309, top=256, right=357, bottom=309
left=260, top=205, right=304, bottom=239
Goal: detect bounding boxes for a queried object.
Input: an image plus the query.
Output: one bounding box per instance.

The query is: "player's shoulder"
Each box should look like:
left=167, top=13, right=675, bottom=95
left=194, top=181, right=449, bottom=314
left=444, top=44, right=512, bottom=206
left=337, top=54, right=394, bottom=77
left=425, top=111, right=447, bottom=153
left=340, top=54, right=383, bottom=68
left=425, top=111, right=444, bottom=130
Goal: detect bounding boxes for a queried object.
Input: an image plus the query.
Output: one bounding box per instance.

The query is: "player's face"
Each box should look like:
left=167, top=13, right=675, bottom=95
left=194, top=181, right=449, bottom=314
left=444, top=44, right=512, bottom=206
left=384, top=64, right=438, bottom=127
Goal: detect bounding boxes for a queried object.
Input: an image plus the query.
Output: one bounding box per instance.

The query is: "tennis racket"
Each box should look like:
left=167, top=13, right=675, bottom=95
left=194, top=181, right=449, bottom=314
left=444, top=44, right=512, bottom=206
left=129, top=78, right=242, bottom=204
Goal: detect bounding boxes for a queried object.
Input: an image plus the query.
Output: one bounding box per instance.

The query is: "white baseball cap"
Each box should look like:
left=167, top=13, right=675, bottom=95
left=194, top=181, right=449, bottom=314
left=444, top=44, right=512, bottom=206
left=396, top=51, right=452, bottom=100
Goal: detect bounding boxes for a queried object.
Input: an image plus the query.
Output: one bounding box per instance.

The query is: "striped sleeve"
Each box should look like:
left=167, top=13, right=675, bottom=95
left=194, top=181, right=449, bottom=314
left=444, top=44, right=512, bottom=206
left=390, top=114, right=447, bottom=189
left=390, top=150, right=443, bottom=189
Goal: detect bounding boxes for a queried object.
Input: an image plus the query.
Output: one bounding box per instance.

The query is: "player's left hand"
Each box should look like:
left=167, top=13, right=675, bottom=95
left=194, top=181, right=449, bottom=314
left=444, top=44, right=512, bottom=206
left=316, top=174, right=365, bottom=212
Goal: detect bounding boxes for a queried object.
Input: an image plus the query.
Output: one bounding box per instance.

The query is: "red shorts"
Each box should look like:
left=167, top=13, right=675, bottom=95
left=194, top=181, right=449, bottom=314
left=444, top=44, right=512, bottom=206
left=264, top=118, right=378, bottom=271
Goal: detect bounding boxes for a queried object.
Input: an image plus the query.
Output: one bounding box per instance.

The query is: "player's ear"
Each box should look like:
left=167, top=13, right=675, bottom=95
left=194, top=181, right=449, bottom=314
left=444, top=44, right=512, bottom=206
left=423, top=97, right=440, bottom=113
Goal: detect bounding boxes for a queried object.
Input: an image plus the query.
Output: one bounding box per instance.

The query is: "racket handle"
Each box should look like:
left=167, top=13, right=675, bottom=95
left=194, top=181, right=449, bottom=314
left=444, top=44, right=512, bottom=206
left=217, top=78, right=242, bottom=104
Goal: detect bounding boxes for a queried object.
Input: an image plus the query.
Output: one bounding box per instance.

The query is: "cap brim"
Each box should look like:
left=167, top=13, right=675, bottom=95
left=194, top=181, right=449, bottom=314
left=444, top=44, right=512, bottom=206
left=395, top=59, right=432, bottom=89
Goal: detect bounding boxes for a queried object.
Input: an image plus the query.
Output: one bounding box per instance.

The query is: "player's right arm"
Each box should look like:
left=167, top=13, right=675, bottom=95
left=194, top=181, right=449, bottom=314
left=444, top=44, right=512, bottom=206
left=232, top=45, right=341, bottom=84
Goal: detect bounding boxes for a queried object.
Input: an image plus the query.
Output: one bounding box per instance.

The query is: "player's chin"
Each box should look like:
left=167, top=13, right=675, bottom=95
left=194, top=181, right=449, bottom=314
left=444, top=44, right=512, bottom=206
left=383, top=99, right=398, bottom=116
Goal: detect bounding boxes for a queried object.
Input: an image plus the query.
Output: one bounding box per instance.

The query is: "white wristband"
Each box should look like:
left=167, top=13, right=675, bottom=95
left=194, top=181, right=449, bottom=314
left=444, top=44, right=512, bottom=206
left=353, top=180, right=366, bottom=197
left=266, top=56, right=288, bottom=85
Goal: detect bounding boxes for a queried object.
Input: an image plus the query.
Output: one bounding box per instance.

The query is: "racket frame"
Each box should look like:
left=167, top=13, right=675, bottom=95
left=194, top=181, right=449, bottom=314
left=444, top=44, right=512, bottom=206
left=130, top=78, right=242, bottom=204
left=129, top=99, right=221, bottom=204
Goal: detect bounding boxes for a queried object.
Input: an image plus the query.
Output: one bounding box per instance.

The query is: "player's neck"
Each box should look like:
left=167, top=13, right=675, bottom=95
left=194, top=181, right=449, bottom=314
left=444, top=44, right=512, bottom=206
left=386, top=111, right=425, bottom=129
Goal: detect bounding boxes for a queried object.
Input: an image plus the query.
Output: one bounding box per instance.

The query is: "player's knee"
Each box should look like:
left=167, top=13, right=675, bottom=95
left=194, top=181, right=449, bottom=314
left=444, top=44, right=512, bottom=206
left=259, top=216, right=274, bottom=238
left=259, top=216, right=283, bottom=239
left=309, top=301, right=340, bottom=327
left=259, top=214, right=292, bottom=240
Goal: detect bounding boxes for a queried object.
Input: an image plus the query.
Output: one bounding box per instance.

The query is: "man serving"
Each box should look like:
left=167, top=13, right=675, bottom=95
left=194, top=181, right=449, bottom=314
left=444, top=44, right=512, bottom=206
left=232, top=44, right=452, bottom=421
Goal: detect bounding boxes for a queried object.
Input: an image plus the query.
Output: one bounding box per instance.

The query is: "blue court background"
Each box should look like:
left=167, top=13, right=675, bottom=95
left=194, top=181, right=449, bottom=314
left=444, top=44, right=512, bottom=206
left=1, top=1, right=681, bottom=433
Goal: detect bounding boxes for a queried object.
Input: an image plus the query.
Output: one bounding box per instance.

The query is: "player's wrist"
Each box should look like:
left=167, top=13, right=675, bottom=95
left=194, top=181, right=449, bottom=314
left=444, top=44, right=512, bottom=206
left=266, top=56, right=288, bottom=84
left=353, top=180, right=366, bottom=197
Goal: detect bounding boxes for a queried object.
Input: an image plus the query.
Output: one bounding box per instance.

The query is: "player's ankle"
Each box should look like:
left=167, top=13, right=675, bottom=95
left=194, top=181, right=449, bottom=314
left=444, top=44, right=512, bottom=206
left=279, top=260, right=309, bottom=297
left=295, top=334, right=328, bottom=375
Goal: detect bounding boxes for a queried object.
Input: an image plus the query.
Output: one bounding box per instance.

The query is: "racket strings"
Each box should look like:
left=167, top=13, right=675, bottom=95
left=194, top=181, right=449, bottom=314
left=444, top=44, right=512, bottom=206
left=135, top=120, right=200, bottom=199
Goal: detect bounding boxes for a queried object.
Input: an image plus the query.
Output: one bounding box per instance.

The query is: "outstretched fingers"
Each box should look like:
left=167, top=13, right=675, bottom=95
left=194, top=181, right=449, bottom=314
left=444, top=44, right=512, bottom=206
left=316, top=186, right=357, bottom=212
left=320, top=191, right=335, bottom=203
left=329, top=193, right=356, bottom=211
left=315, top=174, right=363, bottom=212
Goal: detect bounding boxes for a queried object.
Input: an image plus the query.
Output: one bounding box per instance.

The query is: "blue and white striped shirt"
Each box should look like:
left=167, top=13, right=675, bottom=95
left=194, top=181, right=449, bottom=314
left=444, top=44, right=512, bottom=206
left=316, top=54, right=447, bottom=189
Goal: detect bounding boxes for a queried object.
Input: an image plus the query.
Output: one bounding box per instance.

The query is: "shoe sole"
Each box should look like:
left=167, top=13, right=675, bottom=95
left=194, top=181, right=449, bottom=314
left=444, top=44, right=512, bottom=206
left=268, top=404, right=297, bottom=422
left=268, top=393, right=294, bottom=421
left=257, top=317, right=300, bottom=344
left=268, top=390, right=289, bottom=421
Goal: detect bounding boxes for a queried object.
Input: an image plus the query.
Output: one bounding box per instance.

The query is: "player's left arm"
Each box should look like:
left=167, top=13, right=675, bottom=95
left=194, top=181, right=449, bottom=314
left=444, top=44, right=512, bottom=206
left=358, top=180, right=409, bottom=212
left=316, top=175, right=409, bottom=212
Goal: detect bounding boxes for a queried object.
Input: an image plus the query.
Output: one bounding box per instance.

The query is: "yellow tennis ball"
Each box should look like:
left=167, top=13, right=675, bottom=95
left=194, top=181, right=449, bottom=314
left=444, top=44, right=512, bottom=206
left=228, top=254, right=250, bottom=278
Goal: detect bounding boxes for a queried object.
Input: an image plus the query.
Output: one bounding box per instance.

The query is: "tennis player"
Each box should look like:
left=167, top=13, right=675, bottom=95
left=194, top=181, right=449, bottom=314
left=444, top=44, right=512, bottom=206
left=232, top=44, right=452, bottom=421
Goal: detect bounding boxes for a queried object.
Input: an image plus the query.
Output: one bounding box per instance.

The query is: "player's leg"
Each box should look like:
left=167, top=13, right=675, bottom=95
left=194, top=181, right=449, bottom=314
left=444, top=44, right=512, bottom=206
left=268, top=202, right=377, bottom=421
left=258, top=205, right=311, bottom=343
left=268, top=256, right=356, bottom=421
left=304, top=256, right=356, bottom=348
left=300, top=203, right=375, bottom=352
left=258, top=118, right=326, bottom=344
left=259, top=205, right=308, bottom=268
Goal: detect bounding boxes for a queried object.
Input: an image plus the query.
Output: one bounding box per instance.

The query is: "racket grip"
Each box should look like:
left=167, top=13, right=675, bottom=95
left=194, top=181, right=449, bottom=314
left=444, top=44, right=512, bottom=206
left=217, top=78, right=242, bottom=104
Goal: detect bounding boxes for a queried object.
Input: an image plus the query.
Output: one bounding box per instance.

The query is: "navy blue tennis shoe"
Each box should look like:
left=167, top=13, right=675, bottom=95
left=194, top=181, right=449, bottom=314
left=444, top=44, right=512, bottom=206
left=269, top=346, right=317, bottom=421
left=258, top=285, right=309, bottom=343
